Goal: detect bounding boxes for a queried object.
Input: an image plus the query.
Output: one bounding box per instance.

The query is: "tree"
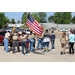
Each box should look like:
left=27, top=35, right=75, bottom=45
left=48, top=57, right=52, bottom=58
left=61, top=12, right=72, bottom=24
left=0, top=12, right=10, bottom=27
left=48, top=15, right=54, bottom=22
left=72, top=15, right=75, bottom=24
left=53, top=12, right=72, bottom=24
left=17, top=20, right=20, bottom=23
left=38, top=12, right=47, bottom=23
left=54, top=12, right=62, bottom=24
left=11, top=18, right=15, bottom=24
left=21, top=12, right=28, bottom=24
left=31, top=13, right=40, bottom=23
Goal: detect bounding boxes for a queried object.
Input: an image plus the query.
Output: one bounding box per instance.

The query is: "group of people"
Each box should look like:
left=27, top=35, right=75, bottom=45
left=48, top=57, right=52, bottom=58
left=3, top=28, right=75, bottom=56
left=3, top=29, right=56, bottom=56
left=60, top=29, right=75, bottom=55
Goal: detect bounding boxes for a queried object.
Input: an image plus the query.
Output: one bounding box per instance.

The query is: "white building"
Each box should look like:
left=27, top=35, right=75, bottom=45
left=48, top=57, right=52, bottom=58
left=7, top=23, right=25, bottom=28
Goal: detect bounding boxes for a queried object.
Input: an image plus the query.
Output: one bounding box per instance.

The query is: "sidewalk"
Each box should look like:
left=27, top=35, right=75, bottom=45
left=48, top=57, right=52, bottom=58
left=0, top=38, right=75, bottom=62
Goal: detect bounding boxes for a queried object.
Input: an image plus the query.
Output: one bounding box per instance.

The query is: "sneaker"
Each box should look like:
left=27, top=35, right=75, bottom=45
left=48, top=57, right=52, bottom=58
left=6, top=51, right=10, bottom=52
left=18, top=51, right=20, bottom=52
left=46, top=50, right=48, bottom=52
left=22, top=54, right=24, bottom=56
left=42, top=50, right=45, bottom=53
left=12, top=52, right=15, bottom=54
left=25, top=54, right=29, bottom=56
left=61, top=52, right=63, bottom=55
left=52, top=49, right=55, bottom=51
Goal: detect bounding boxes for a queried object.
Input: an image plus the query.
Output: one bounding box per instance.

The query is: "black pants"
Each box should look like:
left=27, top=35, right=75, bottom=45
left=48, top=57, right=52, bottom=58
left=69, top=42, right=74, bottom=54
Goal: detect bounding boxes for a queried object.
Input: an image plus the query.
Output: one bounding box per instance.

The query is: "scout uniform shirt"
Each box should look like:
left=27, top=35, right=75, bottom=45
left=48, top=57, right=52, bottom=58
left=20, top=35, right=27, bottom=41
left=29, top=34, right=35, bottom=39
left=37, top=31, right=44, bottom=39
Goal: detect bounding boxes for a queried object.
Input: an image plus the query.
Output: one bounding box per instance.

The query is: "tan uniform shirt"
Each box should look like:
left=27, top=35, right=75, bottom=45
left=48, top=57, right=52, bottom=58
left=29, top=34, right=35, bottom=39
left=37, top=32, right=44, bottom=39
left=20, top=35, right=27, bottom=41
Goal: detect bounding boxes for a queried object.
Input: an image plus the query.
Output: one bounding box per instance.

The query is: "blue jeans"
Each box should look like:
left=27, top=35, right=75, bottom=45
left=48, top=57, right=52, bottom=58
left=30, top=39, right=34, bottom=52
left=43, top=42, right=49, bottom=48
left=37, top=38, right=43, bottom=49
left=4, top=38, right=9, bottom=52
left=51, top=39, right=55, bottom=49
left=21, top=41, right=28, bottom=54
left=3, top=38, right=6, bottom=49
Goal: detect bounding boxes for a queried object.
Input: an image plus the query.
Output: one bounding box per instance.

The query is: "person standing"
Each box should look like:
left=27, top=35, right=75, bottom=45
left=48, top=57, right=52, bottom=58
left=20, top=32, right=29, bottom=56
left=42, top=30, right=51, bottom=52
left=37, top=31, right=44, bottom=50
left=3, top=31, right=6, bottom=50
left=51, top=31, right=56, bottom=51
left=60, top=32, right=67, bottom=55
left=68, top=30, right=75, bottom=55
left=12, top=31, right=20, bottom=53
left=29, top=31, right=35, bottom=52
left=73, top=29, right=75, bottom=43
left=67, top=29, right=71, bottom=48
left=26, top=34, right=30, bottom=52
left=4, top=31, right=10, bottom=52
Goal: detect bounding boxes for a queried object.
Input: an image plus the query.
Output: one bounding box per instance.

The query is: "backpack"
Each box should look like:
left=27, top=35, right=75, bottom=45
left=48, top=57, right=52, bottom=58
left=13, top=33, right=19, bottom=40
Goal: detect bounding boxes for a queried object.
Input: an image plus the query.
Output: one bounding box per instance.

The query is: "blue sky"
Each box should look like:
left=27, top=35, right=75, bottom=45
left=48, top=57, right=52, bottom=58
left=5, top=12, right=75, bottom=23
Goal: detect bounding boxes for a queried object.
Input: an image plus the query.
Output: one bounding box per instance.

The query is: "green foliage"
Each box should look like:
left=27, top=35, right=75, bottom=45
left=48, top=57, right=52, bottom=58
left=21, top=12, right=28, bottom=24
left=21, top=12, right=47, bottom=23
left=48, top=12, right=72, bottom=24
left=38, top=12, right=47, bottom=23
left=48, top=15, right=54, bottom=22
left=31, top=13, right=40, bottom=23
left=11, top=18, right=15, bottom=24
left=72, top=15, right=75, bottom=24
left=0, top=12, right=10, bottom=27
left=61, top=12, right=72, bottom=24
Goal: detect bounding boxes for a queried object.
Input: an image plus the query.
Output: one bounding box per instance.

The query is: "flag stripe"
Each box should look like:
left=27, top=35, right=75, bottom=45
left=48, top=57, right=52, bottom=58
left=26, top=23, right=42, bottom=35
left=33, top=22, right=43, bottom=31
left=26, top=20, right=42, bottom=35
left=26, top=24, right=41, bottom=36
left=26, top=14, right=43, bottom=36
left=27, top=20, right=43, bottom=33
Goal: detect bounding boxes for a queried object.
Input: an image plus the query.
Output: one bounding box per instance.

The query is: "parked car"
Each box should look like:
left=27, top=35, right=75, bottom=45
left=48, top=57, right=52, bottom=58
left=0, top=31, right=5, bottom=45
left=49, top=27, right=56, bottom=30
left=65, top=29, right=69, bottom=32
left=20, top=29, right=25, bottom=32
left=26, top=29, right=31, bottom=34
left=62, top=29, right=66, bottom=32
left=58, top=29, right=63, bottom=32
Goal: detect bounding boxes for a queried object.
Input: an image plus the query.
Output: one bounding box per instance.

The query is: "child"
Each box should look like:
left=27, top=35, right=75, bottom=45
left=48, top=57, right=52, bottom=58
left=42, top=30, right=50, bottom=52
left=51, top=31, right=56, bottom=50
left=26, top=34, right=30, bottom=52
left=60, top=32, right=67, bottom=55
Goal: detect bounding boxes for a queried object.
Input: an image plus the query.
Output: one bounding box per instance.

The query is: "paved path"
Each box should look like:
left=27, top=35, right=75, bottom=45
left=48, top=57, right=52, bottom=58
left=0, top=38, right=75, bottom=62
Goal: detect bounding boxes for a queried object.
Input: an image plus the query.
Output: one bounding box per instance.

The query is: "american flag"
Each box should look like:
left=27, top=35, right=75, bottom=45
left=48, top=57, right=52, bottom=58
left=26, top=13, right=43, bottom=36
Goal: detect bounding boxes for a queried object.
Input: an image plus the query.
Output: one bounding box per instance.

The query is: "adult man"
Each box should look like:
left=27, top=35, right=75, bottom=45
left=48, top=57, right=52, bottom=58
left=4, top=31, right=10, bottom=52
left=12, top=30, right=20, bottom=53
left=37, top=31, right=44, bottom=50
left=29, top=31, right=35, bottom=52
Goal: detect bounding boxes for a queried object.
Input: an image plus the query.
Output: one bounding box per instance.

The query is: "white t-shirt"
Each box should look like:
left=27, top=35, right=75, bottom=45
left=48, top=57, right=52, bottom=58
left=5, top=32, right=10, bottom=39
left=43, top=33, right=50, bottom=42
left=43, top=37, right=50, bottom=42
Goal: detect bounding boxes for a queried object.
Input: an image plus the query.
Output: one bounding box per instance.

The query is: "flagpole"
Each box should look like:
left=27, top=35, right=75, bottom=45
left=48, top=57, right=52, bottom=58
left=29, top=12, right=30, bottom=14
